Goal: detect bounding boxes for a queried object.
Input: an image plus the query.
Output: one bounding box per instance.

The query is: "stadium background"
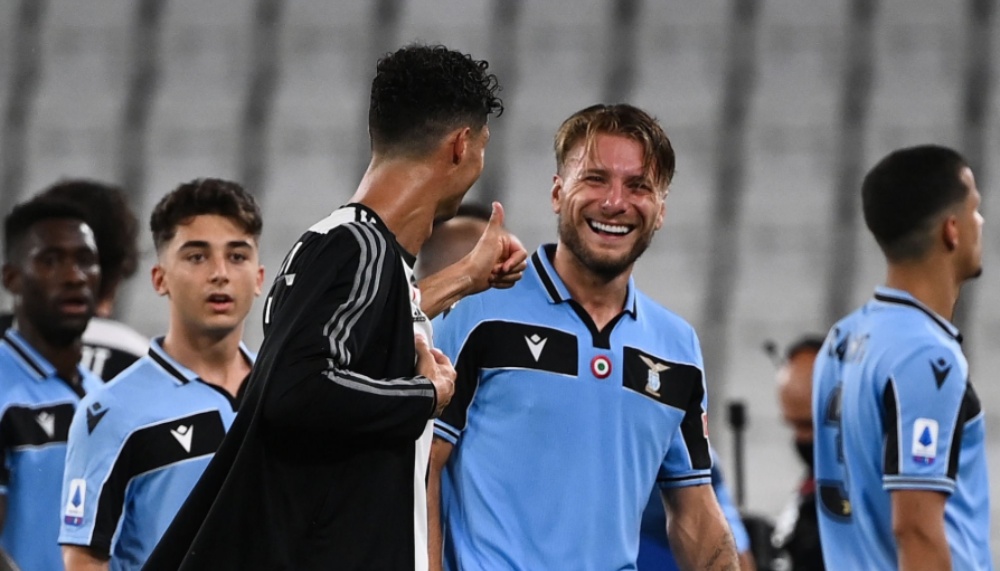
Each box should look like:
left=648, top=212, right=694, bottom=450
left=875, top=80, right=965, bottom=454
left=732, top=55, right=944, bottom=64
left=1, top=0, right=998, bottom=561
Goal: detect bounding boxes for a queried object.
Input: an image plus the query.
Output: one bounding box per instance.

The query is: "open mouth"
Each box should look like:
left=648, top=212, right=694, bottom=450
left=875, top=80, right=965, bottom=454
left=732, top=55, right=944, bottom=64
left=587, top=219, right=633, bottom=236
left=207, top=293, right=234, bottom=311
left=57, top=297, right=91, bottom=315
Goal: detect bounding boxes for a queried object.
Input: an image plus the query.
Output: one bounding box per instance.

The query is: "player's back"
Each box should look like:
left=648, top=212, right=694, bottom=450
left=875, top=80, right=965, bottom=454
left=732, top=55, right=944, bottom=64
left=814, top=287, right=990, bottom=570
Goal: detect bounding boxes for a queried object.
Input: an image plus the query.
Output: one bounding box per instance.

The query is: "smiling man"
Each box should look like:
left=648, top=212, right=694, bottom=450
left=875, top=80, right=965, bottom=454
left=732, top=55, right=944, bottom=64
left=427, top=104, right=739, bottom=571
left=58, top=179, right=264, bottom=571
left=0, top=197, right=103, bottom=571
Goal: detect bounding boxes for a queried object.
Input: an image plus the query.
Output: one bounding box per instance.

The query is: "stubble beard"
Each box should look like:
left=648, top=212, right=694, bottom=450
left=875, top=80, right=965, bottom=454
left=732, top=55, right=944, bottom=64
left=557, top=215, right=655, bottom=281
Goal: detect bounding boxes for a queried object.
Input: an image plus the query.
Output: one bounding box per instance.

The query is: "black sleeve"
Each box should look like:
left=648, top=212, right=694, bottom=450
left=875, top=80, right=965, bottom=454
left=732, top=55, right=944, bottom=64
left=262, top=222, right=435, bottom=442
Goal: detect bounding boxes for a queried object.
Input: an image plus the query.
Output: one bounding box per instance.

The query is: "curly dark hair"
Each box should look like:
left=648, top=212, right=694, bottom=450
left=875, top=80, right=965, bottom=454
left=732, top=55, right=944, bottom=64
left=369, top=44, right=503, bottom=157
left=150, top=178, right=263, bottom=252
left=40, top=179, right=140, bottom=301
left=4, top=197, right=90, bottom=262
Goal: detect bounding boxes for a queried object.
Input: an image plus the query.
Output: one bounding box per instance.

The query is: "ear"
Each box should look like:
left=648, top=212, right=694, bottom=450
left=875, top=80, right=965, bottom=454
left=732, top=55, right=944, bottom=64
left=654, top=197, right=666, bottom=231
left=151, top=263, right=169, bottom=296
left=2, top=263, right=20, bottom=295
left=450, top=127, right=472, bottom=166
left=943, top=214, right=959, bottom=251
left=255, top=265, right=265, bottom=297
left=551, top=175, right=564, bottom=214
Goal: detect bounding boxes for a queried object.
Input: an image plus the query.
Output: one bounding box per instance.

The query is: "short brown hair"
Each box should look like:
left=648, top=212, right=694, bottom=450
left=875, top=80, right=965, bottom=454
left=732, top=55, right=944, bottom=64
left=150, top=178, right=263, bottom=252
left=553, top=104, right=675, bottom=193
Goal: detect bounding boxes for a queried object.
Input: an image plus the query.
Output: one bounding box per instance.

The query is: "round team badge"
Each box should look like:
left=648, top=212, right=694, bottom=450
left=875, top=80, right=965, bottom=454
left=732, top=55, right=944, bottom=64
left=591, top=355, right=612, bottom=379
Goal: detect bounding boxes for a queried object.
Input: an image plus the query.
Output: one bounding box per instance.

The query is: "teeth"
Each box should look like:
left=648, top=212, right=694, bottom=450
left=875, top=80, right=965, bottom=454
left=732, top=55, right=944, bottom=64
left=589, top=221, right=630, bottom=235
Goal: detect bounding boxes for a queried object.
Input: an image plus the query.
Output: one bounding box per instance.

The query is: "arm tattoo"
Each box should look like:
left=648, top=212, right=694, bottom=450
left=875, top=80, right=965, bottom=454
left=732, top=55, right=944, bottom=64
left=703, top=531, right=739, bottom=571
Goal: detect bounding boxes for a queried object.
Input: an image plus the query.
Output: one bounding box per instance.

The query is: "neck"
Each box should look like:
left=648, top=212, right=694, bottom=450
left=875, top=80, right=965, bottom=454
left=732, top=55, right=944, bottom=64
left=13, top=317, right=84, bottom=384
left=884, top=261, right=961, bottom=321
left=161, top=322, right=249, bottom=397
left=350, top=156, right=447, bottom=256
left=552, top=244, right=631, bottom=330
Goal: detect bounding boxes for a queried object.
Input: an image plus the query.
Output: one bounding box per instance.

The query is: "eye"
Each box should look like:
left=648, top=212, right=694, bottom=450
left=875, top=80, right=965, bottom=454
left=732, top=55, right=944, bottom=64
left=186, top=252, right=206, bottom=263
left=230, top=252, right=248, bottom=263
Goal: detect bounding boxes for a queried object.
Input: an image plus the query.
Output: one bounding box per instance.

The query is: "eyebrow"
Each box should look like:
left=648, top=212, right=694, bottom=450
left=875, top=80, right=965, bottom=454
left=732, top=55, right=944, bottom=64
left=177, top=240, right=255, bottom=251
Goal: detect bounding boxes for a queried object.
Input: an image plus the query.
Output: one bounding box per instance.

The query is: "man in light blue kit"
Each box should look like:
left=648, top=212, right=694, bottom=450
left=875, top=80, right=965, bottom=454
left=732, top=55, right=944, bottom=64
left=813, top=145, right=990, bottom=570
left=59, top=179, right=264, bottom=570
left=0, top=197, right=103, bottom=571
left=427, top=104, right=738, bottom=571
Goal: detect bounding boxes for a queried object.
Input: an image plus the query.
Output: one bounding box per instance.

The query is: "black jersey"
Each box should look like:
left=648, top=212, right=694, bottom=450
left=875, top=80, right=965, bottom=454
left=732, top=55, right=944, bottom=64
left=144, top=204, right=437, bottom=571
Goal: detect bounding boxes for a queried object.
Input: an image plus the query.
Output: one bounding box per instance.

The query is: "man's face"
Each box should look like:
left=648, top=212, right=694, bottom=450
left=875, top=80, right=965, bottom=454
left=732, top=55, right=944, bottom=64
left=955, top=166, right=984, bottom=281
left=152, top=214, right=264, bottom=338
left=551, top=133, right=665, bottom=279
left=778, top=350, right=818, bottom=446
left=3, top=218, right=100, bottom=346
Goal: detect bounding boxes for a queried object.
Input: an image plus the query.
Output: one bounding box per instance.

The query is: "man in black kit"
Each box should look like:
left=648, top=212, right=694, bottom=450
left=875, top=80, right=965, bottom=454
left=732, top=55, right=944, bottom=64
left=144, top=44, right=523, bottom=571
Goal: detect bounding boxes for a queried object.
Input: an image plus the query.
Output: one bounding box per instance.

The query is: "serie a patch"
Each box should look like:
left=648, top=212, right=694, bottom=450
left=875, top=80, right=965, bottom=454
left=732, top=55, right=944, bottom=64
left=64, top=478, right=86, bottom=526
left=911, top=418, right=939, bottom=465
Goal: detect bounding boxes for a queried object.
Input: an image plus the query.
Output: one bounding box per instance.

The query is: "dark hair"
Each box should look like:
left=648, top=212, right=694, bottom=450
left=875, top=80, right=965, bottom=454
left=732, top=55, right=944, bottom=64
left=554, top=104, right=676, bottom=193
left=369, top=44, right=503, bottom=157
left=150, top=178, right=263, bottom=252
left=433, top=202, right=493, bottom=227
left=4, top=197, right=91, bottom=263
left=862, top=145, right=970, bottom=262
left=785, top=335, right=825, bottom=361
left=39, top=180, right=139, bottom=301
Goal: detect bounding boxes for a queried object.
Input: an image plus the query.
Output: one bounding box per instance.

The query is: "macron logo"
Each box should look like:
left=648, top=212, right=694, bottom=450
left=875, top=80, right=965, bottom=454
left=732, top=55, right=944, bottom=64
left=525, top=334, right=547, bottom=362
left=171, top=425, right=194, bottom=453
left=36, top=412, right=56, bottom=438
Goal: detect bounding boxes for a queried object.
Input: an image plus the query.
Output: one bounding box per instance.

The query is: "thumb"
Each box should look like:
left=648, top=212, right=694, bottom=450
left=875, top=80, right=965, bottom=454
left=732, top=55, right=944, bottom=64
left=487, top=201, right=505, bottom=233
left=414, top=334, right=432, bottom=356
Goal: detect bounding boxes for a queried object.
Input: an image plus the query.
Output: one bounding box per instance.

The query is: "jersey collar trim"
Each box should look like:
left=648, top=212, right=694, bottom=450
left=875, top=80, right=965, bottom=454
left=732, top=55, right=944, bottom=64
left=530, top=244, right=638, bottom=317
left=872, top=286, right=962, bottom=343
left=148, top=336, right=256, bottom=386
left=0, top=329, right=56, bottom=380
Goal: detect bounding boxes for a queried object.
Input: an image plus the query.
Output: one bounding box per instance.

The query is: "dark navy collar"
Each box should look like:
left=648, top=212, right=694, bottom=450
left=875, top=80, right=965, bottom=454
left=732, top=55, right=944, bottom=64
left=872, top=286, right=962, bottom=343
left=1, top=329, right=56, bottom=380
left=530, top=244, right=638, bottom=318
left=148, top=336, right=256, bottom=386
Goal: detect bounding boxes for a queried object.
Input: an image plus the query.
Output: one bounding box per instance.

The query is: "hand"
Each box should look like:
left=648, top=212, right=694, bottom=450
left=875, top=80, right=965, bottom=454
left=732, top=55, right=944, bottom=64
left=415, top=334, right=455, bottom=417
left=464, top=202, right=528, bottom=293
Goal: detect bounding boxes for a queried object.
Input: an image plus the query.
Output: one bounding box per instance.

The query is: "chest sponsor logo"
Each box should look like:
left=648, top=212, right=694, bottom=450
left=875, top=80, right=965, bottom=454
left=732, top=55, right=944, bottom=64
left=36, top=411, right=56, bottom=439
left=639, top=355, right=670, bottom=397
left=525, top=334, right=548, bottom=362
left=171, top=424, right=194, bottom=453
left=64, top=478, right=86, bottom=526
left=591, top=355, right=612, bottom=379
left=911, top=418, right=938, bottom=465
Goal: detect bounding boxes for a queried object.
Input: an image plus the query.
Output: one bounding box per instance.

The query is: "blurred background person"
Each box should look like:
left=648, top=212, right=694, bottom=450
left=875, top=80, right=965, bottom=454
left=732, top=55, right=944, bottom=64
left=0, top=197, right=103, bottom=571
left=0, top=180, right=146, bottom=380
left=770, top=336, right=825, bottom=571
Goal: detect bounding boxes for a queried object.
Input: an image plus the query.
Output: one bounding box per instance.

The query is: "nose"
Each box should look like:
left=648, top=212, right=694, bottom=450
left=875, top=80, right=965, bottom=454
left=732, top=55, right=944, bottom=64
left=601, top=182, right=626, bottom=213
left=210, top=255, right=230, bottom=284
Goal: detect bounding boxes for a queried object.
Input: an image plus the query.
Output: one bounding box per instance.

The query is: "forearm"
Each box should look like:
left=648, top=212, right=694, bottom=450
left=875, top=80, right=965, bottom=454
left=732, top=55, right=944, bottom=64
left=665, top=486, right=740, bottom=571
left=427, top=438, right=454, bottom=571
left=63, top=545, right=109, bottom=571
left=892, top=489, right=951, bottom=571
left=418, top=264, right=475, bottom=319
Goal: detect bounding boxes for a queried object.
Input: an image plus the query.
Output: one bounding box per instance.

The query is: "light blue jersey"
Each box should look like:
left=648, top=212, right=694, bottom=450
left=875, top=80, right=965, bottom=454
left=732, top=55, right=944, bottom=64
left=0, top=330, right=102, bottom=571
left=433, top=245, right=712, bottom=571
left=58, top=337, right=252, bottom=570
left=813, top=286, right=991, bottom=570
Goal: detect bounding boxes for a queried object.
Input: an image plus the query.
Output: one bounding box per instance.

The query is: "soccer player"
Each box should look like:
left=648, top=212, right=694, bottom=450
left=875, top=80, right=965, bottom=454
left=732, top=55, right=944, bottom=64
left=812, top=145, right=989, bottom=570
left=0, top=180, right=147, bottom=380
left=0, top=197, right=103, bottom=571
left=144, top=44, right=522, bottom=571
left=428, top=103, right=739, bottom=571
left=58, top=179, right=264, bottom=571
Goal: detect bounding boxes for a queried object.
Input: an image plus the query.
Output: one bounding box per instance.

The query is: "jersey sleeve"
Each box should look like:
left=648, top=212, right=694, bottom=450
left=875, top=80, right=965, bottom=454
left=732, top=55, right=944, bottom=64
left=58, top=392, right=127, bottom=555
left=881, top=343, right=970, bottom=494
left=658, top=330, right=712, bottom=489
left=261, top=222, right=436, bottom=442
left=430, top=294, right=486, bottom=445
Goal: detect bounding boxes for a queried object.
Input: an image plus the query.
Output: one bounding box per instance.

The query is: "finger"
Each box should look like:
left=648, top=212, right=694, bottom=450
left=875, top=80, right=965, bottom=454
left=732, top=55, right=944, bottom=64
left=488, top=201, right=505, bottom=232
left=501, top=251, right=529, bottom=273
left=430, top=347, right=453, bottom=367
left=414, top=334, right=433, bottom=356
